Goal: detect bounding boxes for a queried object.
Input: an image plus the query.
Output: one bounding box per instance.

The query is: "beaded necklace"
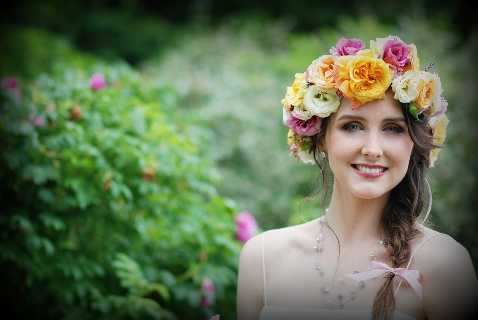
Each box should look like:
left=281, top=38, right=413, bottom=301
left=314, top=209, right=387, bottom=309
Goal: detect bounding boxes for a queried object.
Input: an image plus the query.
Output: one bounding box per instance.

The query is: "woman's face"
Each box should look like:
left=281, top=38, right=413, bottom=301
left=324, top=90, right=414, bottom=199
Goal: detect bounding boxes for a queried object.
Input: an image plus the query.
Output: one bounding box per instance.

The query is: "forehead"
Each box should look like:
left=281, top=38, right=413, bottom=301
left=332, top=92, right=404, bottom=122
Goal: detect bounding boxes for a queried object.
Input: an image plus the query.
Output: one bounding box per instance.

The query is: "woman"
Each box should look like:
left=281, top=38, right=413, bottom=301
left=236, top=36, right=477, bottom=320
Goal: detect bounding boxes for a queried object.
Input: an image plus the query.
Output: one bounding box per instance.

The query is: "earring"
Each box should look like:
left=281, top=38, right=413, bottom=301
left=320, top=151, right=326, bottom=159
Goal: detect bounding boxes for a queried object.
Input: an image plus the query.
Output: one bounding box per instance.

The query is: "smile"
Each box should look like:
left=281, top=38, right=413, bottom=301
left=351, top=164, right=388, bottom=178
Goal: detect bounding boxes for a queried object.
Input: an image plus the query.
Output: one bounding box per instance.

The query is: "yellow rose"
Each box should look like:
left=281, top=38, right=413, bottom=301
left=428, top=114, right=449, bottom=167
left=415, top=72, right=441, bottom=110
left=336, top=55, right=392, bottom=108
left=281, top=73, right=307, bottom=110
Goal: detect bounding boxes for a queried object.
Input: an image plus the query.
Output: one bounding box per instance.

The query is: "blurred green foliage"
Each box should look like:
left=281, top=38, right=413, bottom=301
left=0, top=28, right=240, bottom=319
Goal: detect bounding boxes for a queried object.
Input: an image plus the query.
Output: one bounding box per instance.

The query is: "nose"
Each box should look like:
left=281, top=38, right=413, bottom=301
left=361, top=130, right=383, bottom=159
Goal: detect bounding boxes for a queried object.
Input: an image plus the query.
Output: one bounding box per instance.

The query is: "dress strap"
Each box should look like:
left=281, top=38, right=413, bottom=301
left=394, top=229, right=440, bottom=296
left=262, top=231, right=268, bottom=306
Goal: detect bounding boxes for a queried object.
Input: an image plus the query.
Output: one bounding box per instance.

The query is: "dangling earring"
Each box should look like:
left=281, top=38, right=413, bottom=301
left=320, top=151, right=326, bottom=159
left=421, top=177, right=433, bottom=224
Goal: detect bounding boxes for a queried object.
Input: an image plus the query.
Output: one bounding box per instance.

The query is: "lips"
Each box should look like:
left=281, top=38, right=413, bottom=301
left=351, top=164, right=388, bottom=178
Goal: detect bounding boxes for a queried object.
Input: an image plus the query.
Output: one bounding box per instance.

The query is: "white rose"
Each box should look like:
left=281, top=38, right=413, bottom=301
left=291, top=104, right=313, bottom=120
left=303, top=85, right=340, bottom=118
left=298, top=149, right=316, bottom=164
left=391, top=71, right=421, bottom=103
left=282, top=108, right=293, bottom=126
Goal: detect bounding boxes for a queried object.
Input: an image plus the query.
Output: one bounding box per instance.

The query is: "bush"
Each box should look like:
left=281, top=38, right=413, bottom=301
left=0, top=29, right=240, bottom=320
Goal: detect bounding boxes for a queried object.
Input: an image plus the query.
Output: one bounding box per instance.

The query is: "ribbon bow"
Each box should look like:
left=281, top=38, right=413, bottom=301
left=347, top=261, right=423, bottom=300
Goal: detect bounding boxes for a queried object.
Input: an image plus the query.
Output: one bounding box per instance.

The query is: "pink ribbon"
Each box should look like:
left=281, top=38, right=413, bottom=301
left=347, top=261, right=423, bottom=300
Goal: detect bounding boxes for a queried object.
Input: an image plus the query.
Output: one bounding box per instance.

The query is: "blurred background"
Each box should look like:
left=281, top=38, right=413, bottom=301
left=1, top=0, right=477, bottom=319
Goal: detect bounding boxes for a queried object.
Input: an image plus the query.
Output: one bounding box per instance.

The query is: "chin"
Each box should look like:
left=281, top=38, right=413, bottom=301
left=350, top=186, right=389, bottom=200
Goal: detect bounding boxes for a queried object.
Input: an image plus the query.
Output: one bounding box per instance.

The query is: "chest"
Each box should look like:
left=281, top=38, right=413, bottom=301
left=264, top=240, right=425, bottom=319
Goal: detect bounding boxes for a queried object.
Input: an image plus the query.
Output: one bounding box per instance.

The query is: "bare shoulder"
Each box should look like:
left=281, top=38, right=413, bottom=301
left=260, top=220, right=317, bottom=255
left=237, top=222, right=314, bottom=320
left=240, top=220, right=311, bottom=256
left=411, top=225, right=474, bottom=271
left=237, top=232, right=267, bottom=320
left=411, top=225, right=478, bottom=319
left=239, top=220, right=316, bottom=270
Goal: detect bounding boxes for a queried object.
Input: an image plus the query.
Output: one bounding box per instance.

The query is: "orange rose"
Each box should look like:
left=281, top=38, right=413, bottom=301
left=306, top=55, right=337, bottom=89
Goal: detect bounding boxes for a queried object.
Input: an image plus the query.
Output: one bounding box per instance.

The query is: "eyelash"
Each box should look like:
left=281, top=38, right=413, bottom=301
left=342, top=122, right=405, bottom=134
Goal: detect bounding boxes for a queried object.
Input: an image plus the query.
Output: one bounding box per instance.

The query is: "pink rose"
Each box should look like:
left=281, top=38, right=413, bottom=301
left=382, top=39, right=410, bottom=73
left=330, top=38, right=364, bottom=56
left=235, top=211, right=258, bottom=243
left=89, top=73, right=107, bottom=91
left=286, top=115, right=321, bottom=136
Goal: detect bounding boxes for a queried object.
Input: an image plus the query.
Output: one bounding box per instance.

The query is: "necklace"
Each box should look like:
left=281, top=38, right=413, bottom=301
left=313, top=208, right=386, bottom=309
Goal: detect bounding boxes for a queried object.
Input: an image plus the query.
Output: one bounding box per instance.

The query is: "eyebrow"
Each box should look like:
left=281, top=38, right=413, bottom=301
left=337, top=114, right=406, bottom=122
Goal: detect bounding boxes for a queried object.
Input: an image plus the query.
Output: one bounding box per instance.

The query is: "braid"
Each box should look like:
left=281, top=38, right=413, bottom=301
left=371, top=107, right=434, bottom=319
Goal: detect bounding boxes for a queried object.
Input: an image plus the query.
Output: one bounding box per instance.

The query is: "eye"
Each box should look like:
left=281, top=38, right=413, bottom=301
left=342, top=122, right=363, bottom=132
left=384, top=125, right=405, bottom=134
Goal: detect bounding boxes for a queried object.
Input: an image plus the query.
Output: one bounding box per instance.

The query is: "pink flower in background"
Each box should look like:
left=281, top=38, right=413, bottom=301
left=200, top=296, right=210, bottom=307
left=1, top=76, right=21, bottom=102
left=33, top=115, right=46, bottom=127
left=382, top=39, right=410, bottom=73
left=201, top=278, right=215, bottom=307
left=235, top=211, right=258, bottom=243
left=286, top=115, right=321, bottom=136
left=89, top=73, right=107, bottom=91
left=330, top=38, right=364, bottom=56
left=202, top=278, right=215, bottom=294
left=1, top=77, right=18, bottom=90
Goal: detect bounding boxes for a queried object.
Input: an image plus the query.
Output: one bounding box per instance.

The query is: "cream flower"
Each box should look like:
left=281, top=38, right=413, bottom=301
left=303, top=85, right=341, bottom=118
left=284, top=104, right=315, bottom=122
left=287, top=130, right=315, bottom=164
left=416, top=71, right=442, bottom=112
left=392, top=70, right=442, bottom=113
left=281, top=73, right=307, bottom=110
left=297, top=149, right=316, bottom=164
left=291, top=104, right=313, bottom=120
left=391, top=71, right=421, bottom=103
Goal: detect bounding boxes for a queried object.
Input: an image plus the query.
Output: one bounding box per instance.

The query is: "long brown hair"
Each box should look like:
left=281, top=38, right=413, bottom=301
left=310, top=94, right=438, bottom=319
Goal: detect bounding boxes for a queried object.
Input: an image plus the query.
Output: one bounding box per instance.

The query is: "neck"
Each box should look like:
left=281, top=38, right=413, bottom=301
left=325, top=180, right=389, bottom=245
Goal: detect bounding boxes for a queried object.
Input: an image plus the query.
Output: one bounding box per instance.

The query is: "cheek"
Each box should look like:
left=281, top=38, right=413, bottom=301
left=388, top=139, right=414, bottom=176
left=326, top=132, right=361, bottom=170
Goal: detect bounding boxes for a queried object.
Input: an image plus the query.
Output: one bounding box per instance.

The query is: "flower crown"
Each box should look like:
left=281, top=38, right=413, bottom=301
left=281, top=36, right=449, bottom=168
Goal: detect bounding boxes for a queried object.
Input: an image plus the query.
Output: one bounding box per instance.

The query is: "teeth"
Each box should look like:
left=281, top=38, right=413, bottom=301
left=356, top=165, right=385, bottom=174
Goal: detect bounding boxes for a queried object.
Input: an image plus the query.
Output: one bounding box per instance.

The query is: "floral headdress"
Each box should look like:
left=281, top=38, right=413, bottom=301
left=281, top=36, right=449, bottom=168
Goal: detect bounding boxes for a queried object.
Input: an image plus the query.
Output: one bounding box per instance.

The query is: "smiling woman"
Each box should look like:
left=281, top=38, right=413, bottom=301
left=236, top=36, right=478, bottom=320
